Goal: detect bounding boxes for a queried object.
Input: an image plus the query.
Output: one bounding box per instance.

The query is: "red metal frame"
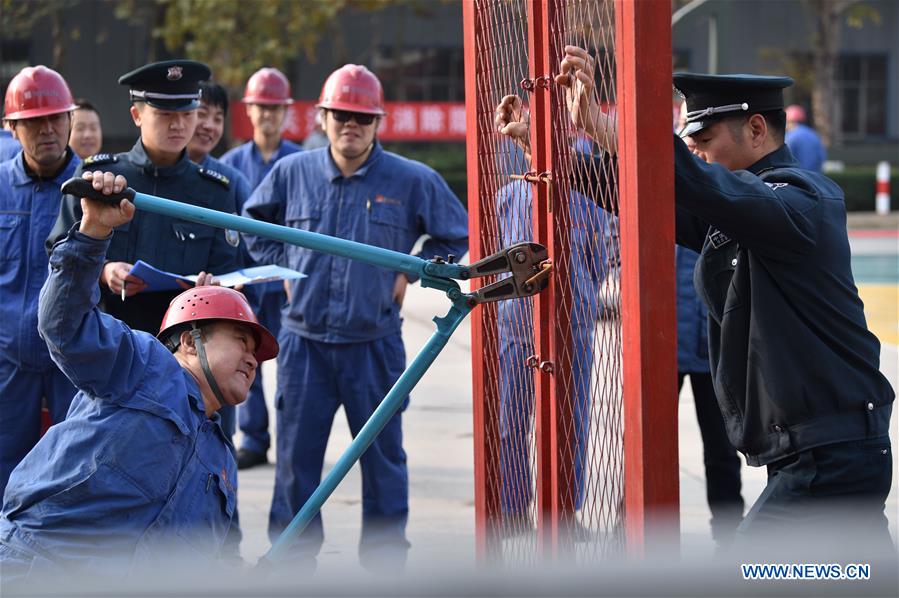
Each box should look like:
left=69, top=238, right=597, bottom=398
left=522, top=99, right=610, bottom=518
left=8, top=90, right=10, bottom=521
left=463, top=0, right=501, bottom=563
left=466, top=0, right=679, bottom=562
left=614, top=0, right=680, bottom=555
left=525, top=0, right=557, bottom=558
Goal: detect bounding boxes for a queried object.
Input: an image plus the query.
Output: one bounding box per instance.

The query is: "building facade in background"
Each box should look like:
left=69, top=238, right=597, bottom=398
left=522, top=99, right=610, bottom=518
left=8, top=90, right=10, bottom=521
left=1, top=0, right=895, bottom=161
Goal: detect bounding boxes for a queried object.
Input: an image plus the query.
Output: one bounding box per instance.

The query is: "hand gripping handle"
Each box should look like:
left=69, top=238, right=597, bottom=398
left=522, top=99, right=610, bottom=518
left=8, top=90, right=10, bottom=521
left=61, top=177, right=136, bottom=205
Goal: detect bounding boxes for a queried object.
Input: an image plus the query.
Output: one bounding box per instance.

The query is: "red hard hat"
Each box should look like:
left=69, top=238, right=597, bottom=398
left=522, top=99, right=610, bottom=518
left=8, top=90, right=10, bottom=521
left=316, top=64, right=386, bottom=116
left=158, top=287, right=279, bottom=362
left=785, top=104, right=807, bottom=123
left=242, top=68, right=294, bottom=105
left=4, top=65, right=77, bottom=121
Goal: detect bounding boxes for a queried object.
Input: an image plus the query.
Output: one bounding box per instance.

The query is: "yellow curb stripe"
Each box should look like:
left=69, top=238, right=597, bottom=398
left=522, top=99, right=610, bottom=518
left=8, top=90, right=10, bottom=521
left=858, top=284, right=899, bottom=346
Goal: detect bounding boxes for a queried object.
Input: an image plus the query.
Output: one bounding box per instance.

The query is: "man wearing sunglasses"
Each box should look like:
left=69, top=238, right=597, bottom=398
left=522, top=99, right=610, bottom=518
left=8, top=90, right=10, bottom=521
left=241, top=64, right=469, bottom=571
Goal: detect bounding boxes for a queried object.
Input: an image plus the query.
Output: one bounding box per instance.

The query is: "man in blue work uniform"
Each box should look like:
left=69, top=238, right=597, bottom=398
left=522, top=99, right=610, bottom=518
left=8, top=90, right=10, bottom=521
left=0, top=66, right=79, bottom=500
left=242, top=64, right=469, bottom=569
left=0, top=170, right=278, bottom=584
left=494, top=145, right=616, bottom=538
left=551, top=47, right=895, bottom=556
left=48, top=60, right=241, bottom=335
left=221, top=67, right=301, bottom=470
left=188, top=81, right=253, bottom=441
left=784, top=104, right=826, bottom=173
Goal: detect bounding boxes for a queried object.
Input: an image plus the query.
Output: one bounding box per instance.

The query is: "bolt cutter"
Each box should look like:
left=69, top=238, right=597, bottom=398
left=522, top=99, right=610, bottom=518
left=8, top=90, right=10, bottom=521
left=62, top=177, right=550, bottom=564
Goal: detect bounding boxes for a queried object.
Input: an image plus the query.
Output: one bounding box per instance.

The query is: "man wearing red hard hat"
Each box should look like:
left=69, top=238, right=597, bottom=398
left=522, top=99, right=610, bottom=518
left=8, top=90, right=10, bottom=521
left=221, top=67, right=302, bottom=189
left=241, top=64, right=469, bottom=570
left=0, top=170, right=278, bottom=582
left=221, top=67, right=302, bottom=471
left=0, top=66, right=79, bottom=501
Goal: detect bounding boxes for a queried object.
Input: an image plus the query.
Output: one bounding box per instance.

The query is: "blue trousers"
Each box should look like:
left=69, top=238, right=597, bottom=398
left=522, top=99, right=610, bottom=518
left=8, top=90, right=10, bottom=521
left=268, top=330, right=410, bottom=568
left=0, top=358, right=75, bottom=500
left=498, top=302, right=597, bottom=515
left=238, top=288, right=283, bottom=454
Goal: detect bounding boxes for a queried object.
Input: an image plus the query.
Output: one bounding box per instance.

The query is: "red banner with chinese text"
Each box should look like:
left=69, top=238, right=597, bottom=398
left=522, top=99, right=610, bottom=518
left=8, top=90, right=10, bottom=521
left=230, top=101, right=468, bottom=142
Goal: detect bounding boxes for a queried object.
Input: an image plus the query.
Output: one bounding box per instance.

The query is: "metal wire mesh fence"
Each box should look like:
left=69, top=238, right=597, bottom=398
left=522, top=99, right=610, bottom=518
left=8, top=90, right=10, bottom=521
left=547, top=0, right=624, bottom=563
left=465, top=0, right=677, bottom=565
left=465, top=0, right=538, bottom=563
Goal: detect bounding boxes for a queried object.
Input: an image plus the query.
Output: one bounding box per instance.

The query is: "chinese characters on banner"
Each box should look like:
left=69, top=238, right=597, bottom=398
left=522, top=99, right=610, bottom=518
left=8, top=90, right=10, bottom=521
left=231, top=101, right=468, bottom=142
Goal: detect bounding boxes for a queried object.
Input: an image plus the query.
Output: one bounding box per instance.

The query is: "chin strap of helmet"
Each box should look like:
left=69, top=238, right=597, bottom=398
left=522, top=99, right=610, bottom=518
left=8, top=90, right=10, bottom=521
left=190, top=325, right=227, bottom=408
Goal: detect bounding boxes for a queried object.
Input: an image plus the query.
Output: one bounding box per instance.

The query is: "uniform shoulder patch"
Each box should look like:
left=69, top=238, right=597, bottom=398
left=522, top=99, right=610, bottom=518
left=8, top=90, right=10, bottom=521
left=82, top=153, right=118, bottom=167
left=225, top=227, right=240, bottom=247
left=198, top=167, right=230, bottom=189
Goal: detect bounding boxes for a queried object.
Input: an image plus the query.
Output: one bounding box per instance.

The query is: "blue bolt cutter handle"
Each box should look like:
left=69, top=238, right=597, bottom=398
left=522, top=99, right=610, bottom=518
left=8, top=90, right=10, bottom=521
left=61, top=177, right=550, bottom=564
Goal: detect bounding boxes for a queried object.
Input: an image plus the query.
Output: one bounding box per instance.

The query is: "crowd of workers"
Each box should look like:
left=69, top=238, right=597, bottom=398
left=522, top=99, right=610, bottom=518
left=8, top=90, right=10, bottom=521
left=0, top=38, right=893, bottom=588
left=0, top=57, right=467, bottom=584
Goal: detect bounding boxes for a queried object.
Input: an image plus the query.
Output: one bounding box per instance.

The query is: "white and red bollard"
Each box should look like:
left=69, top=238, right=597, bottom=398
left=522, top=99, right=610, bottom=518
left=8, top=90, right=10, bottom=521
left=875, top=161, right=890, bottom=215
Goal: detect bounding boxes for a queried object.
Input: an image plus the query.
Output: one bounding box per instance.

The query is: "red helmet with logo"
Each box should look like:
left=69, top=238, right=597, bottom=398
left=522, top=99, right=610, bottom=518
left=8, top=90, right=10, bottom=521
left=316, top=64, right=386, bottom=116
left=158, top=287, right=279, bottom=362
left=242, top=67, right=294, bottom=105
left=4, top=66, right=77, bottom=121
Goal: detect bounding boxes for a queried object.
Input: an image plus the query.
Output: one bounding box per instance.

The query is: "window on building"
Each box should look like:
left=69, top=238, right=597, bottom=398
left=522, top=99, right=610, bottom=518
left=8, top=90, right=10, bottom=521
left=372, top=46, right=464, bottom=101
left=837, top=54, right=887, bottom=138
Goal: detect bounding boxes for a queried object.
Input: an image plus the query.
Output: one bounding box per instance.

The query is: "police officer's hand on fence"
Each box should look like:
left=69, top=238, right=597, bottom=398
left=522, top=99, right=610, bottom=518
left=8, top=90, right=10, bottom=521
left=555, top=45, right=617, bottom=154
left=495, top=95, right=531, bottom=160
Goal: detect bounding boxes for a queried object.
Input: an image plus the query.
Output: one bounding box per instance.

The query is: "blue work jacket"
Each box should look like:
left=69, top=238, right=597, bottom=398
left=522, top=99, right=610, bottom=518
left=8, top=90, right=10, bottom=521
left=220, top=139, right=302, bottom=190
left=675, top=245, right=709, bottom=374
left=0, top=131, right=21, bottom=162
left=784, top=124, right=826, bottom=173
left=242, top=144, right=470, bottom=344
left=494, top=179, right=615, bottom=344
left=0, top=150, right=80, bottom=370
left=0, top=230, right=238, bottom=573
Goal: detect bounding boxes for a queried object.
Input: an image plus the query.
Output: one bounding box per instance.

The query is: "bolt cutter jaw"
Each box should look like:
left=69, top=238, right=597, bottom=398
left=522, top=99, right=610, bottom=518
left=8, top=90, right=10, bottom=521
left=465, top=242, right=550, bottom=304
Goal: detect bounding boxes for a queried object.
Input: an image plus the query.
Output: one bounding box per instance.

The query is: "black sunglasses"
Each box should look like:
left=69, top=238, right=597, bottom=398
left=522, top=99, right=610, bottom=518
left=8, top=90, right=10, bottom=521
left=329, top=110, right=377, bottom=125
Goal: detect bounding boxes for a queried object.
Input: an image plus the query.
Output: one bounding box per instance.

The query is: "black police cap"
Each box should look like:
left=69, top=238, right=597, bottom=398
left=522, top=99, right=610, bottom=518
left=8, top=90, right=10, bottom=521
left=118, top=60, right=212, bottom=111
left=674, top=73, right=793, bottom=137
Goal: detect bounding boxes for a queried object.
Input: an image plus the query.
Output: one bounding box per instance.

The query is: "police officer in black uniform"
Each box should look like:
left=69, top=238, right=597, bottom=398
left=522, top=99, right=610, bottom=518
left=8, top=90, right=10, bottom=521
left=49, top=60, right=240, bottom=333
left=671, top=73, right=894, bottom=554
left=501, top=47, right=895, bottom=560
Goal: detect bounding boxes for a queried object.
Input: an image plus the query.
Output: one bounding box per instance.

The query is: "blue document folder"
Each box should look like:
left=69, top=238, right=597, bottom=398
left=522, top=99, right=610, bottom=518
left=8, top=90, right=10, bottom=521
left=128, top=260, right=306, bottom=292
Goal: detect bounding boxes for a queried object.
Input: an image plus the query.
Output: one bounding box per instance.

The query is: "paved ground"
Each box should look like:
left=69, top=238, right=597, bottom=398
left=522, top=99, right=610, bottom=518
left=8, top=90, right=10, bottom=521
left=234, top=219, right=898, bottom=580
